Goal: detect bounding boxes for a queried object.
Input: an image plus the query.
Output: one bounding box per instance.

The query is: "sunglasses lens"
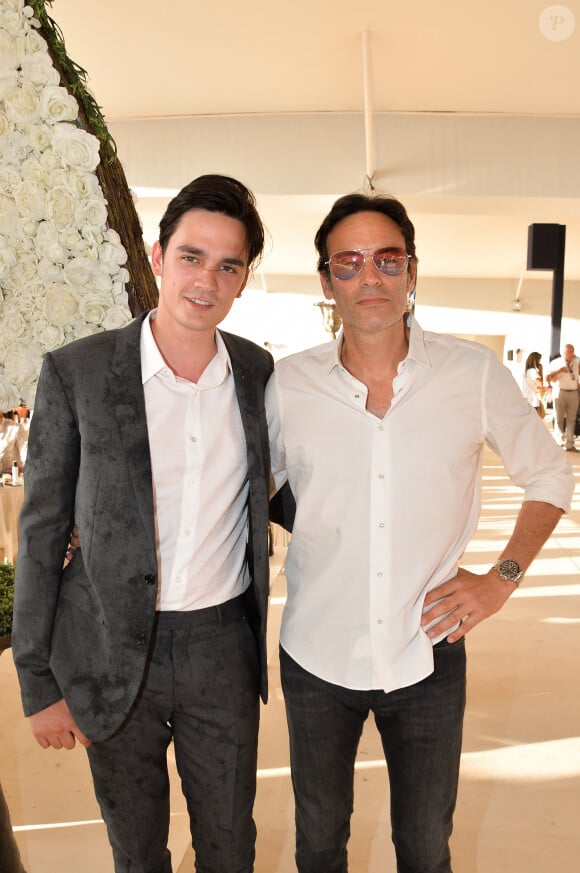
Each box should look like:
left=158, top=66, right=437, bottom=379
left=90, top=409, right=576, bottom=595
left=329, top=251, right=364, bottom=280
left=373, top=249, right=408, bottom=276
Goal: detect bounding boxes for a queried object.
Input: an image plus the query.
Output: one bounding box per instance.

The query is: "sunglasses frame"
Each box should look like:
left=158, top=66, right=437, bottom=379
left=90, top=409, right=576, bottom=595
left=325, top=247, right=411, bottom=281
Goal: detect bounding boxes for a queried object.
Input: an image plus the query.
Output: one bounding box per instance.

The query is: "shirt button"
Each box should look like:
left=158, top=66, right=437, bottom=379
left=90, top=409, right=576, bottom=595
left=378, top=474, right=384, bottom=479
left=144, top=573, right=156, bottom=586
left=379, top=523, right=385, bottom=528
left=378, top=425, right=384, bottom=431
left=135, top=633, right=147, bottom=647
left=176, top=575, right=182, bottom=584
left=184, top=529, right=191, bottom=537
left=377, top=571, right=383, bottom=577
left=190, top=435, right=197, bottom=443
left=378, top=619, right=383, bottom=625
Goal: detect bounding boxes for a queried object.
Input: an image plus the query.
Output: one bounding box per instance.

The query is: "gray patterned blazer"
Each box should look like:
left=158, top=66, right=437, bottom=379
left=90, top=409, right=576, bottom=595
left=12, top=313, right=273, bottom=742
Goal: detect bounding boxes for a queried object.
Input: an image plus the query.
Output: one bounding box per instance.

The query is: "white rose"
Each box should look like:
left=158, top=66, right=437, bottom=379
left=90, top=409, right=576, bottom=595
left=0, top=10, right=22, bottom=37
left=3, top=340, right=43, bottom=385
left=0, top=110, right=13, bottom=139
left=4, top=81, right=40, bottom=124
left=0, top=375, right=20, bottom=412
left=78, top=290, right=115, bottom=325
left=39, top=85, right=79, bottom=124
left=63, top=254, right=101, bottom=287
left=32, top=319, right=65, bottom=350
left=70, top=171, right=99, bottom=198
left=0, top=303, right=28, bottom=339
left=80, top=226, right=104, bottom=252
left=102, top=305, right=131, bottom=331
left=0, top=241, right=17, bottom=278
left=112, top=283, right=130, bottom=307
left=15, top=177, right=45, bottom=221
left=45, top=185, right=77, bottom=229
left=25, top=121, right=52, bottom=151
left=0, top=165, right=21, bottom=198
left=59, top=227, right=86, bottom=255
left=0, top=129, right=29, bottom=165
left=0, top=196, right=19, bottom=234
left=22, top=30, right=48, bottom=56
left=4, top=0, right=27, bottom=13
left=12, top=286, right=40, bottom=318
left=20, top=155, right=48, bottom=184
left=101, top=239, right=128, bottom=269
left=68, top=321, right=102, bottom=341
left=52, top=124, right=101, bottom=172
left=20, top=53, right=60, bottom=89
left=39, top=148, right=60, bottom=171
left=42, top=283, right=79, bottom=326
left=35, top=220, right=61, bottom=258
left=0, top=69, right=18, bottom=101
left=7, top=253, right=39, bottom=287
left=76, top=197, right=109, bottom=231
left=36, top=258, right=64, bottom=282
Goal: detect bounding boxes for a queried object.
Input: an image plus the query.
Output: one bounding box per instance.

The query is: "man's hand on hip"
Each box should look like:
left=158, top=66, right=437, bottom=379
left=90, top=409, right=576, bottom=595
left=28, top=698, right=92, bottom=750
left=421, top=567, right=516, bottom=643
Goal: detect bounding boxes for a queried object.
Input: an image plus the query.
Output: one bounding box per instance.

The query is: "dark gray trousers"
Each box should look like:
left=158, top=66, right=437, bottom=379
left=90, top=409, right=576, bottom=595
left=87, top=596, right=260, bottom=873
left=0, top=782, right=26, bottom=873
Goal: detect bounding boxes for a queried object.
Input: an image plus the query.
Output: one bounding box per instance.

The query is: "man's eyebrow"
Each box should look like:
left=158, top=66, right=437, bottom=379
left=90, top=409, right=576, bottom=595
left=176, top=245, right=246, bottom=267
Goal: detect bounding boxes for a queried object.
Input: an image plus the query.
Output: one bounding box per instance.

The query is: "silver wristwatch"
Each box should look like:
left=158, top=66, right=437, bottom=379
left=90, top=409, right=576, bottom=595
left=492, top=558, right=524, bottom=586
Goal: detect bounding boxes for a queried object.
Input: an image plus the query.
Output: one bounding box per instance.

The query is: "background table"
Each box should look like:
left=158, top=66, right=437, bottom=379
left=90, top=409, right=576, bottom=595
left=0, top=486, right=24, bottom=563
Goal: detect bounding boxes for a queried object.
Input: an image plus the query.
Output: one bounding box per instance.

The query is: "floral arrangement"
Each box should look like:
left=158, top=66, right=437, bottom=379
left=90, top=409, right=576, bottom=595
left=0, top=0, right=133, bottom=410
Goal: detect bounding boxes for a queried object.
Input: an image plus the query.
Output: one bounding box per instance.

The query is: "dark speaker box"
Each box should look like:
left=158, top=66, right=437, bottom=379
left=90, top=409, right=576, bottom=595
left=527, top=224, right=565, bottom=270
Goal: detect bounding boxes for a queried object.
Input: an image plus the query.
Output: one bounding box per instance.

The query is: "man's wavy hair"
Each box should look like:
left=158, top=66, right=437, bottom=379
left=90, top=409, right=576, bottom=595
left=159, top=174, right=265, bottom=269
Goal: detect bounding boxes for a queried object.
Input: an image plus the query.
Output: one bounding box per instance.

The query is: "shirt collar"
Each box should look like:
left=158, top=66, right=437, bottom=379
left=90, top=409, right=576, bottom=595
left=140, top=310, right=231, bottom=386
left=328, top=315, right=431, bottom=377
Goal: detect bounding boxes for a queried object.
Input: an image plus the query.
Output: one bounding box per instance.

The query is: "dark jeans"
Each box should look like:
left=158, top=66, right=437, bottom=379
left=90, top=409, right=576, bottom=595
left=280, top=639, right=466, bottom=873
left=87, top=598, right=260, bottom=873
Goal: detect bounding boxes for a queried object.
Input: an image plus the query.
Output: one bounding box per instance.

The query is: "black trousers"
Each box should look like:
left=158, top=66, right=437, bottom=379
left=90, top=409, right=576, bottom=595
left=87, top=596, right=260, bottom=873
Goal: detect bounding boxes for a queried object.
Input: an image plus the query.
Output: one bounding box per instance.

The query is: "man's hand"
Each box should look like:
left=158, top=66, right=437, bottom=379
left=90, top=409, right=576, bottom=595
left=64, top=525, right=80, bottom=566
left=28, top=699, right=92, bottom=750
left=421, top=567, right=516, bottom=643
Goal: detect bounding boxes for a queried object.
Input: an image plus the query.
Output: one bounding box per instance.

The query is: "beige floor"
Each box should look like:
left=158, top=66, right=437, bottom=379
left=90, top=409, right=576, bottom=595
left=2, top=441, right=579, bottom=873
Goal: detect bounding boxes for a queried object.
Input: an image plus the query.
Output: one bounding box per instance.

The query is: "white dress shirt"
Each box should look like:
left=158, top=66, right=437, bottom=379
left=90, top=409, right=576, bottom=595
left=266, top=318, right=574, bottom=693
left=141, top=313, right=250, bottom=611
left=546, top=355, right=580, bottom=396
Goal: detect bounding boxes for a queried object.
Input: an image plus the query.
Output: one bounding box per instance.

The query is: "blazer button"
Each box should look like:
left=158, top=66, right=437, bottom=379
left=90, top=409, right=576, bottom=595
left=144, top=574, right=156, bottom=586
left=135, top=633, right=147, bottom=646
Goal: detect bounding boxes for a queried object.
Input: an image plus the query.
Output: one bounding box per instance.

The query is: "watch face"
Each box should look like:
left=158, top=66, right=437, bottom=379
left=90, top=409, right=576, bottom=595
left=499, top=559, right=521, bottom=580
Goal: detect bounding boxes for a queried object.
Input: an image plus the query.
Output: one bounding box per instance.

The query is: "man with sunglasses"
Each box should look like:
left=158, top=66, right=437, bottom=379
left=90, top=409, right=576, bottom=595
left=266, top=193, right=573, bottom=873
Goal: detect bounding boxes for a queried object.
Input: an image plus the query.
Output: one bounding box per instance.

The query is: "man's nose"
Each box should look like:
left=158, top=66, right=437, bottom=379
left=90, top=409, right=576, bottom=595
left=358, top=255, right=381, bottom=283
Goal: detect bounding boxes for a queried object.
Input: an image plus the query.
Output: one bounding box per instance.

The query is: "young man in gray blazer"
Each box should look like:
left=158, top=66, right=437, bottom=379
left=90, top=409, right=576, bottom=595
left=12, top=175, right=273, bottom=873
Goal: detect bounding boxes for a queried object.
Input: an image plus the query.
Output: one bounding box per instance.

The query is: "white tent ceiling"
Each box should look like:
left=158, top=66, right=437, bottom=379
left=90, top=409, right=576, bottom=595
left=49, top=0, right=580, bottom=290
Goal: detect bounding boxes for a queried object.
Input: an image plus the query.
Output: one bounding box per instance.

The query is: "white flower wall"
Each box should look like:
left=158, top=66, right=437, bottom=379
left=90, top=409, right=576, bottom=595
left=0, top=0, right=132, bottom=410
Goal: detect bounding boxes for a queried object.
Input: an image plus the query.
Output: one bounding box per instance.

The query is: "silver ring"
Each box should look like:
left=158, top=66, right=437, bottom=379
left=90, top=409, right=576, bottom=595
left=461, top=614, right=470, bottom=624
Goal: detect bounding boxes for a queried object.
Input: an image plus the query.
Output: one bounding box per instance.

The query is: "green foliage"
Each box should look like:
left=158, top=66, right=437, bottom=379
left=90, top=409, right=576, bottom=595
left=0, top=563, right=15, bottom=639
left=28, top=0, right=117, bottom=162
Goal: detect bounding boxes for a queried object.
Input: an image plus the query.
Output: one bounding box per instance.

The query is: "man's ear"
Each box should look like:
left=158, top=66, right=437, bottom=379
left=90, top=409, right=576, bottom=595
left=151, top=241, right=163, bottom=277
left=320, top=271, right=334, bottom=301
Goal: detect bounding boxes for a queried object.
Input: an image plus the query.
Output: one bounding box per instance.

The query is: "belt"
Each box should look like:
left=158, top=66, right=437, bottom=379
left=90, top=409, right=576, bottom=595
left=157, top=591, right=248, bottom=629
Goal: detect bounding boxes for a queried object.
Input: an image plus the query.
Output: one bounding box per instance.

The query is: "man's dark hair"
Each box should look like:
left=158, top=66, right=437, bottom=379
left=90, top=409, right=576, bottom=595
left=315, top=193, right=417, bottom=276
left=159, top=174, right=265, bottom=268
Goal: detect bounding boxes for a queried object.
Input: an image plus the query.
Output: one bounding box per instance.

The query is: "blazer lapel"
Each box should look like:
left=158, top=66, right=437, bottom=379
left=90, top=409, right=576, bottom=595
left=109, top=314, right=156, bottom=551
left=221, top=332, right=267, bottom=481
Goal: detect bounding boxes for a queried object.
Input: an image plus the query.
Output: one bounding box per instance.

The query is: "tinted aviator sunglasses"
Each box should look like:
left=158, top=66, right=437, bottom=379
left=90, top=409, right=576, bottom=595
left=326, top=247, right=411, bottom=281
